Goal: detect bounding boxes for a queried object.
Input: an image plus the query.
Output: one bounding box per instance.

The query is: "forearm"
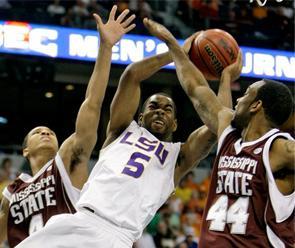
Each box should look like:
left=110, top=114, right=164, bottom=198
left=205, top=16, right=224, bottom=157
left=85, top=43, right=112, bottom=106
left=107, top=51, right=172, bottom=133
left=126, top=51, right=172, bottom=82
left=74, top=43, right=112, bottom=144
left=218, top=71, right=233, bottom=109
left=167, top=41, right=209, bottom=98
left=167, top=40, right=223, bottom=133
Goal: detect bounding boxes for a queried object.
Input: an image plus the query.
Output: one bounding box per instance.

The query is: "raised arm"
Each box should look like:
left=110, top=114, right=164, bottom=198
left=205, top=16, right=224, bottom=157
left=143, top=18, right=234, bottom=137
left=174, top=52, right=242, bottom=182
left=0, top=198, right=9, bottom=244
left=104, top=45, right=173, bottom=146
left=59, top=6, right=136, bottom=188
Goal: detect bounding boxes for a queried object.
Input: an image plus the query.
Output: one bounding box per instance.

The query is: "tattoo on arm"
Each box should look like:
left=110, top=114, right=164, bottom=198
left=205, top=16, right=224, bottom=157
left=70, top=147, right=83, bottom=172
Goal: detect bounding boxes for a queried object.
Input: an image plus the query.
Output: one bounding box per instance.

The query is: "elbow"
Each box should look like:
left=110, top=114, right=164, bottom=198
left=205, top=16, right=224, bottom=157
left=122, top=63, right=141, bottom=81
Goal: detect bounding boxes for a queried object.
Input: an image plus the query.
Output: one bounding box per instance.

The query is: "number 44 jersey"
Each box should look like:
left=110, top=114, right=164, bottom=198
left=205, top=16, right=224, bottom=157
left=199, top=126, right=295, bottom=248
left=2, top=153, right=80, bottom=247
left=77, top=121, right=181, bottom=241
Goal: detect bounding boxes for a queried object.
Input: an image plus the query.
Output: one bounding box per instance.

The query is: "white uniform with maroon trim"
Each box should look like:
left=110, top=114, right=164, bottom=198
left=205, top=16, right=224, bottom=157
left=16, top=121, right=181, bottom=248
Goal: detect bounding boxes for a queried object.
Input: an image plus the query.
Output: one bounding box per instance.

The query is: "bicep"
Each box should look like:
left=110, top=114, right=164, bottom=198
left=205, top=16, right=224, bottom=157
left=271, top=139, right=295, bottom=171
left=59, top=135, right=89, bottom=184
left=282, top=140, right=295, bottom=170
left=175, top=126, right=216, bottom=182
left=107, top=69, right=140, bottom=136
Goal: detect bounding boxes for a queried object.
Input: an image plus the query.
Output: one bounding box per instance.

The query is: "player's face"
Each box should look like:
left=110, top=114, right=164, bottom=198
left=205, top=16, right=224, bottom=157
left=23, top=126, right=58, bottom=158
left=139, top=95, right=177, bottom=140
left=232, top=81, right=265, bottom=130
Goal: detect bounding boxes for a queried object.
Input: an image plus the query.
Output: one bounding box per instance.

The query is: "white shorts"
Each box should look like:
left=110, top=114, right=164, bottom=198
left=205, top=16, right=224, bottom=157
left=16, top=210, right=134, bottom=248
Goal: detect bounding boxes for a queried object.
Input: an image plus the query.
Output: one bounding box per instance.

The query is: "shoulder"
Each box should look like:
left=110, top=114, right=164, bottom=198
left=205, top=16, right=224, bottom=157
left=269, top=134, right=294, bottom=171
left=271, top=137, right=294, bottom=155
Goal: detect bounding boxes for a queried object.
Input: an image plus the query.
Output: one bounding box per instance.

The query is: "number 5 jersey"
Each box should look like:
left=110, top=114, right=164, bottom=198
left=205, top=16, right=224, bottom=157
left=199, top=126, right=295, bottom=248
left=2, top=153, right=80, bottom=247
left=76, top=121, right=181, bottom=241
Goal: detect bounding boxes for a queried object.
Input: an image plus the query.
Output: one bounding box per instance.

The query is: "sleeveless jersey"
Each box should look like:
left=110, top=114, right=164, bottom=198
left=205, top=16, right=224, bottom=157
left=77, top=121, right=181, bottom=240
left=2, top=153, right=80, bottom=247
left=199, top=126, right=295, bottom=248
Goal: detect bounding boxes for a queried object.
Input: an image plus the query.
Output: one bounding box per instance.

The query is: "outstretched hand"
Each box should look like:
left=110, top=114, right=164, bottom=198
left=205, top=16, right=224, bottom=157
left=143, top=18, right=177, bottom=45
left=93, top=5, right=136, bottom=47
left=222, top=50, right=243, bottom=81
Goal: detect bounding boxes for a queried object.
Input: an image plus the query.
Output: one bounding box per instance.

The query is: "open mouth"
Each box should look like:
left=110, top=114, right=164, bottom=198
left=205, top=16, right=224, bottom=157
left=153, top=119, right=165, bottom=126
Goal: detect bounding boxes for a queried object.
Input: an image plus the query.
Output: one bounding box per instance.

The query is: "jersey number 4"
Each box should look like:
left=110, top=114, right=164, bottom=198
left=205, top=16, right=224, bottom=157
left=206, top=195, right=249, bottom=235
left=29, top=214, right=44, bottom=235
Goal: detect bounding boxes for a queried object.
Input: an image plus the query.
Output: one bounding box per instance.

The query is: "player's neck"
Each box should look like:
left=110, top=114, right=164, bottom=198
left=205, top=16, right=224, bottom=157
left=241, top=115, right=273, bottom=142
left=29, top=151, right=56, bottom=175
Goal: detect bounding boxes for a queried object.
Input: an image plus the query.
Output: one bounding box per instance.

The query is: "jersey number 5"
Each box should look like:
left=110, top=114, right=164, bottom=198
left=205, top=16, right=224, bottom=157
left=122, top=152, right=151, bottom=178
left=206, top=195, right=249, bottom=235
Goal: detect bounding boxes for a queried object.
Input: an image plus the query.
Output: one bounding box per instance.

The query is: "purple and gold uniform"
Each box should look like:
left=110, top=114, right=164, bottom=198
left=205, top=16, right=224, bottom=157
left=199, top=126, right=294, bottom=248
left=2, top=154, right=79, bottom=247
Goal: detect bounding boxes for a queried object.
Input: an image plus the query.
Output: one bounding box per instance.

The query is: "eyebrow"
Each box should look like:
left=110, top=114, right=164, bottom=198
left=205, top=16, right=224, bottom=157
left=31, top=128, right=55, bottom=135
left=149, top=101, right=173, bottom=109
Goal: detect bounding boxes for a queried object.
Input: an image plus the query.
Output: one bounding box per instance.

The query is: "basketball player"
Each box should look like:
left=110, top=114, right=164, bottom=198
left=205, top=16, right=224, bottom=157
left=0, top=6, right=136, bottom=247
left=144, top=18, right=295, bottom=247
left=15, top=22, right=241, bottom=248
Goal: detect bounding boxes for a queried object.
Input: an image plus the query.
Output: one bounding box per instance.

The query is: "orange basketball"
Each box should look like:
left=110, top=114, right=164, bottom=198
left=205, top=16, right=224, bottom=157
left=189, top=29, right=239, bottom=81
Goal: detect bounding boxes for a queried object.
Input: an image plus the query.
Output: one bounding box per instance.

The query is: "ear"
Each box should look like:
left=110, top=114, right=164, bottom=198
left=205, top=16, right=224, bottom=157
left=250, top=100, right=263, bottom=113
left=23, top=148, right=29, bottom=158
left=172, top=119, right=178, bottom=132
left=138, top=113, right=143, bottom=126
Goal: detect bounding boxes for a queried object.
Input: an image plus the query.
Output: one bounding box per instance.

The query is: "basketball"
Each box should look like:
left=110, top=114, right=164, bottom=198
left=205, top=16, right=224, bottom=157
left=189, top=29, right=239, bottom=81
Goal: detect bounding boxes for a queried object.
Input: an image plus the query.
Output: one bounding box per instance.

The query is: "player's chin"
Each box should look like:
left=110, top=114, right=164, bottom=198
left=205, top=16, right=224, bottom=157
left=150, top=123, right=166, bottom=133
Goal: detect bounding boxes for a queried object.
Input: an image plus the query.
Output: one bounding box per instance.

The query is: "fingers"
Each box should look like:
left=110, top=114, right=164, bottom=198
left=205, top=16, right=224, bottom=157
left=143, top=17, right=150, bottom=28
left=237, top=50, right=243, bottom=71
left=109, top=5, right=117, bottom=21
left=117, top=8, right=130, bottom=23
left=93, top=13, right=102, bottom=26
left=125, top=23, right=136, bottom=33
left=122, top=14, right=136, bottom=28
left=143, top=18, right=156, bottom=29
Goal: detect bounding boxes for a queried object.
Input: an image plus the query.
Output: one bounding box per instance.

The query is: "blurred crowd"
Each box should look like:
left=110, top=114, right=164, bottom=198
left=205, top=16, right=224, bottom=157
left=0, top=0, right=294, bottom=50
left=0, top=157, right=18, bottom=202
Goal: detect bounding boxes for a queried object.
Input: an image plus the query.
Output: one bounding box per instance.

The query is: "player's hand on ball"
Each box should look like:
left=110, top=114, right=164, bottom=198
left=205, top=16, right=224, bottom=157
left=222, top=50, right=243, bottom=82
left=183, top=31, right=203, bottom=54
left=143, top=18, right=176, bottom=44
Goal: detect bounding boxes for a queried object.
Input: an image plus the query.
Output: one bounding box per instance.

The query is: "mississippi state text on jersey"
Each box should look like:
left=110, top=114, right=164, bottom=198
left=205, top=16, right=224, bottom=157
left=2, top=153, right=80, bottom=247
left=199, top=126, right=295, bottom=248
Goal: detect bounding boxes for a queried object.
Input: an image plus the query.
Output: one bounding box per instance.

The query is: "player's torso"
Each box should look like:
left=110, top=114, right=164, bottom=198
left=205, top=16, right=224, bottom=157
left=77, top=121, right=181, bottom=238
left=200, top=128, right=279, bottom=248
left=5, top=155, right=78, bottom=247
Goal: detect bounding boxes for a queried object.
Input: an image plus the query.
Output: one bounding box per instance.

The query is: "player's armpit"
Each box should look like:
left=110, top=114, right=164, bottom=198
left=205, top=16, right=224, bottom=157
left=174, top=126, right=216, bottom=184
left=0, top=197, right=9, bottom=243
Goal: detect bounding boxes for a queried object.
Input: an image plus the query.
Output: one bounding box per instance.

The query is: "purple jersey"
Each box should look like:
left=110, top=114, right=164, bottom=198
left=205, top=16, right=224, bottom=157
left=199, top=126, right=294, bottom=248
left=2, top=154, right=80, bottom=247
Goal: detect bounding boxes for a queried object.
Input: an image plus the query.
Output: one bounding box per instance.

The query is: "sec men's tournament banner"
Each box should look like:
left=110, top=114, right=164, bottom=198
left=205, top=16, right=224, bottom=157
left=0, top=20, right=294, bottom=82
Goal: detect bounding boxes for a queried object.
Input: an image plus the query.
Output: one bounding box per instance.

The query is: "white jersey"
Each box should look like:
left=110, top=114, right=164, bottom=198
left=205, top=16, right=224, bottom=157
left=77, top=121, right=181, bottom=240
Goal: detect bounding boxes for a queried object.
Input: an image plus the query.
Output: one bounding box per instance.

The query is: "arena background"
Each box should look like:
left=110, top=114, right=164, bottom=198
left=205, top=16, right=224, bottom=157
left=0, top=0, right=294, bottom=247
